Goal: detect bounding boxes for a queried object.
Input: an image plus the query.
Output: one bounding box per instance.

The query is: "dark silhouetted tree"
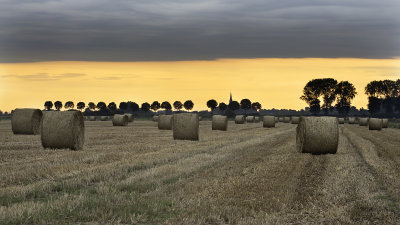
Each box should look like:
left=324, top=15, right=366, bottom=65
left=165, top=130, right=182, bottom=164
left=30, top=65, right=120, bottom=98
left=173, top=101, right=183, bottom=111
left=64, top=101, right=74, bottom=110
left=141, top=102, right=150, bottom=112
left=119, top=102, right=128, bottom=111
left=367, top=97, right=382, bottom=116
left=130, top=102, right=140, bottom=112
left=161, top=101, right=172, bottom=111
left=240, top=99, right=252, bottom=115
left=151, top=101, right=161, bottom=112
left=96, top=102, right=107, bottom=111
left=335, top=81, right=357, bottom=116
left=319, top=78, right=338, bottom=114
left=207, top=99, right=218, bottom=114
left=54, top=101, right=63, bottom=111
left=44, top=101, right=53, bottom=110
left=228, top=101, right=240, bottom=111
left=301, top=79, right=322, bottom=115
left=251, top=102, right=262, bottom=111
left=108, top=102, right=117, bottom=112
left=219, top=102, right=227, bottom=111
left=77, top=102, right=85, bottom=111
left=88, top=102, right=96, bottom=111
left=184, top=100, right=194, bottom=111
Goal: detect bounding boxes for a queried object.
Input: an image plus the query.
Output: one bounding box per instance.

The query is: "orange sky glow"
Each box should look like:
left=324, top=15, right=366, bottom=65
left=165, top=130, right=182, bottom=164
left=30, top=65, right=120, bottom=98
left=0, top=58, right=399, bottom=112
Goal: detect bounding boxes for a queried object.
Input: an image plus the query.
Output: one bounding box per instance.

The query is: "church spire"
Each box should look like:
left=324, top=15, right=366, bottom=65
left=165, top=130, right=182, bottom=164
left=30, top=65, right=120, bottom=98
left=229, top=91, right=232, bottom=104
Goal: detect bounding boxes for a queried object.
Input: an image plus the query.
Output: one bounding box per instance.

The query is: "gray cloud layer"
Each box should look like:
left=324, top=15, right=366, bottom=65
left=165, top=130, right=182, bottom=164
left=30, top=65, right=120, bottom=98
left=0, top=0, right=399, bottom=62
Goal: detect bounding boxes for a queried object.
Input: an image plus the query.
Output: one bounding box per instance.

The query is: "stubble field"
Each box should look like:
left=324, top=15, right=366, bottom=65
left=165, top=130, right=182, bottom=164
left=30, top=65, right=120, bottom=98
left=0, top=119, right=400, bottom=224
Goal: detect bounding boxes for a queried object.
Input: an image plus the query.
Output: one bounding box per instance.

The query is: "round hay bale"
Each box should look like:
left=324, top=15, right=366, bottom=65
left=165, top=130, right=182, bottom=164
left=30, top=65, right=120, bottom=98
left=359, top=118, right=369, bottom=126
left=152, top=115, right=159, bottom=122
left=112, top=114, right=128, bottom=126
left=382, top=118, right=388, bottom=128
left=173, top=113, right=199, bottom=140
left=296, top=117, right=338, bottom=154
left=278, top=117, right=283, bottom=122
left=199, top=116, right=202, bottom=121
left=235, top=115, right=245, bottom=124
left=283, top=117, right=291, bottom=123
left=124, top=113, right=134, bottom=122
left=291, top=116, right=300, bottom=124
left=275, top=117, right=279, bottom=122
left=338, top=118, right=345, bottom=124
left=254, top=116, right=260, bottom=123
left=89, top=116, right=96, bottom=121
left=41, top=111, right=84, bottom=150
left=100, top=116, right=109, bottom=121
left=212, top=115, right=228, bottom=131
left=369, top=118, right=382, bottom=131
left=263, top=116, right=275, bottom=128
left=348, top=117, right=355, bottom=124
left=11, top=108, right=43, bottom=135
left=158, top=115, right=173, bottom=130
left=246, top=116, right=254, bottom=123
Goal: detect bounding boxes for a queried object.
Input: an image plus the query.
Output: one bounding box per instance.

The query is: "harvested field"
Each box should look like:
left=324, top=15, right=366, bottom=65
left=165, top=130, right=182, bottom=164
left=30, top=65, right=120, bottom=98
left=0, top=120, right=399, bottom=224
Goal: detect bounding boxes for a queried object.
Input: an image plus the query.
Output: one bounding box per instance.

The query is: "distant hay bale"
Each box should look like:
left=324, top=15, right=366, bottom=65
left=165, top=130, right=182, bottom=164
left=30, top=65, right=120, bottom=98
left=11, top=108, right=43, bottom=135
left=283, top=117, right=291, bottom=123
left=348, top=117, right=355, bottom=124
left=246, top=116, right=254, bottom=123
left=382, top=118, right=388, bottom=128
left=338, top=118, right=345, bottom=124
left=278, top=117, right=283, bottom=122
left=152, top=115, right=159, bottom=122
left=158, top=115, right=173, bottom=130
left=235, top=115, right=245, bottom=124
left=124, top=113, right=134, bottom=122
left=41, top=111, right=84, bottom=150
left=296, top=117, right=338, bottom=154
left=173, top=113, right=199, bottom=140
left=263, top=116, right=275, bottom=128
left=359, top=118, right=369, bottom=126
left=199, top=116, right=202, bottom=121
left=291, top=116, right=300, bottom=124
left=275, top=117, right=278, bottom=122
left=112, top=114, right=128, bottom=126
left=254, top=116, right=260, bottom=123
left=212, top=115, right=228, bottom=131
left=89, top=116, right=96, bottom=121
left=369, top=118, right=382, bottom=131
left=100, top=116, right=109, bottom=121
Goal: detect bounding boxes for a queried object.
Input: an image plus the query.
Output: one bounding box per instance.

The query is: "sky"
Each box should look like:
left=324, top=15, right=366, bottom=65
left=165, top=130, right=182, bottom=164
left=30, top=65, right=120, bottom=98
left=0, top=0, right=399, bottom=112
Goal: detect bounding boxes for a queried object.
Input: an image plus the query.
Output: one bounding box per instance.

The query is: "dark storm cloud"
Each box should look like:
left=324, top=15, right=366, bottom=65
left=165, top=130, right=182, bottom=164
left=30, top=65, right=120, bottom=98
left=0, top=0, right=399, bottom=62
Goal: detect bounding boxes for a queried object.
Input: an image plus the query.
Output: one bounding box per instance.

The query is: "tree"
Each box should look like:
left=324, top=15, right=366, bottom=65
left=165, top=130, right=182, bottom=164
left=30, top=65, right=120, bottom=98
left=240, top=99, right=252, bottom=115
left=150, top=101, right=161, bottom=112
left=108, top=102, right=117, bottom=111
left=44, top=101, right=53, bottom=110
left=183, top=100, right=194, bottom=111
left=119, top=102, right=128, bottom=111
left=228, top=101, right=240, bottom=111
left=64, top=101, right=74, bottom=110
left=77, top=102, right=85, bottom=111
left=300, top=79, right=322, bottom=116
left=207, top=99, right=218, bottom=113
left=219, top=102, right=227, bottom=111
left=141, top=102, right=150, bottom=112
left=130, top=102, right=140, bottom=112
left=310, top=99, right=321, bottom=115
left=367, top=97, right=382, bottom=116
left=251, top=102, right=262, bottom=111
left=161, top=101, right=172, bottom=111
left=87, top=102, right=96, bottom=111
left=173, top=101, right=183, bottom=111
left=335, top=81, right=357, bottom=116
left=319, top=78, right=338, bottom=114
left=96, top=102, right=107, bottom=111
left=54, top=101, right=63, bottom=111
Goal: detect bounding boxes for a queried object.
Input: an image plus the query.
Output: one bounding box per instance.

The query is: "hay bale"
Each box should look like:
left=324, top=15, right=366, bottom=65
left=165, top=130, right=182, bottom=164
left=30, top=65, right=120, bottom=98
left=235, top=115, right=245, bottom=124
left=283, top=117, right=291, bottom=123
left=158, top=115, right=173, bottom=130
left=89, top=116, right=96, bottom=121
left=41, top=111, right=84, bottom=150
left=369, top=118, right=382, bottom=130
left=296, top=117, right=338, bottom=154
left=173, top=113, right=199, bottom=140
left=11, top=108, right=43, bottom=135
left=382, top=118, right=388, bottom=128
left=124, top=113, right=134, bottom=122
left=278, top=117, right=283, bottom=122
left=338, top=118, right=345, bottom=124
left=212, top=115, right=228, bottom=131
left=291, top=116, right=300, bottom=124
left=348, top=117, right=355, bottom=124
left=152, top=115, right=159, bottom=122
left=275, top=117, right=278, bottom=122
left=263, top=116, right=275, bottom=128
left=246, top=116, right=254, bottom=123
left=359, top=118, right=369, bottom=126
left=254, top=116, right=260, bottom=123
left=100, top=116, right=109, bottom=121
left=112, top=114, right=128, bottom=126
left=199, top=116, right=202, bottom=121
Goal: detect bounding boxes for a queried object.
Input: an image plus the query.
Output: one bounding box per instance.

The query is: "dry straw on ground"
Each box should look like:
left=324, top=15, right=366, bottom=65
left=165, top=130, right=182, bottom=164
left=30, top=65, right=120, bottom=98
left=246, top=116, right=254, bottom=123
left=338, top=118, right=345, bottom=124
left=100, top=116, right=109, bottom=121
left=173, top=113, right=199, bottom=140
left=283, top=117, right=291, bottom=123
left=359, top=118, right=369, bottom=126
left=112, top=114, right=128, bottom=126
left=153, top=115, right=159, bottom=122
left=369, top=118, right=382, bottom=131
left=235, top=115, right=245, bottom=124
left=263, top=116, right=275, bottom=128
left=158, top=115, right=173, bottom=130
left=212, top=115, right=228, bottom=131
left=296, top=116, right=339, bottom=154
left=291, top=116, right=300, bottom=124
left=41, top=111, right=85, bottom=150
left=382, top=118, right=388, bottom=128
left=11, top=108, right=43, bottom=135
left=348, top=117, right=355, bottom=124
left=124, top=113, right=134, bottom=122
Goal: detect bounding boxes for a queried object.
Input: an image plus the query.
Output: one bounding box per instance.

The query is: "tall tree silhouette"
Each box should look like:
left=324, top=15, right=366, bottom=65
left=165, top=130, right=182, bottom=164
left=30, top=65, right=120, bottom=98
left=184, top=100, right=194, bottom=111
left=161, top=101, right=172, bottom=112
left=77, top=102, right=85, bottom=111
left=335, top=81, right=357, bottom=116
left=96, top=102, right=107, bottom=111
left=130, top=102, right=140, bottom=112
left=228, top=101, right=240, bottom=111
left=54, top=101, right=63, bottom=111
left=173, top=101, right=183, bottom=111
left=88, top=102, right=96, bottom=111
left=240, top=99, right=252, bottom=115
left=119, top=102, right=128, bottom=111
left=64, top=101, right=74, bottom=110
left=207, top=99, right=218, bottom=114
left=219, top=102, right=227, bottom=114
left=300, top=79, right=322, bottom=115
left=44, top=101, right=53, bottom=110
left=108, top=102, right=117, bottom=112
left=141, top=102, right=151, bottom=112
left=150, top=101, right=161, bottom=112
left=319, top=78, right=338, bottom=114
left=251, top=102, right=262, bottom=111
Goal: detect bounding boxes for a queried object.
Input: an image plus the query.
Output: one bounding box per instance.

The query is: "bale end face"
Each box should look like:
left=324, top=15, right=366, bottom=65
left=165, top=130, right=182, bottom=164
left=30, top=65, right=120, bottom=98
left=359, top=118, right=369, bottom=126
left=235, top=115, right=245, bottom=124
left=283, top=117, right=291, bottom=123
left=369, top=118, right=382, bottom=130
left=11, top=108, right=43, bottom=135
left=338, top=118, right=345, bottom=124
left=124, top=113, right=134, bottom=122
left=382, top=119, right=388, bottom=128
left=173, top=113, right=199, bottom=141
left=112, top=114, right=128, bottom=126
left=254, top=116, right=260, bottom=123
left=348, top=117, right=355, bottom=124
left=212, top=115, right=228, bottom=131
left=291, top=116, right=300, bottom=124
left=263, top=116, right=275, bottom=128
left=246, top=116, right=254, bottom=123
